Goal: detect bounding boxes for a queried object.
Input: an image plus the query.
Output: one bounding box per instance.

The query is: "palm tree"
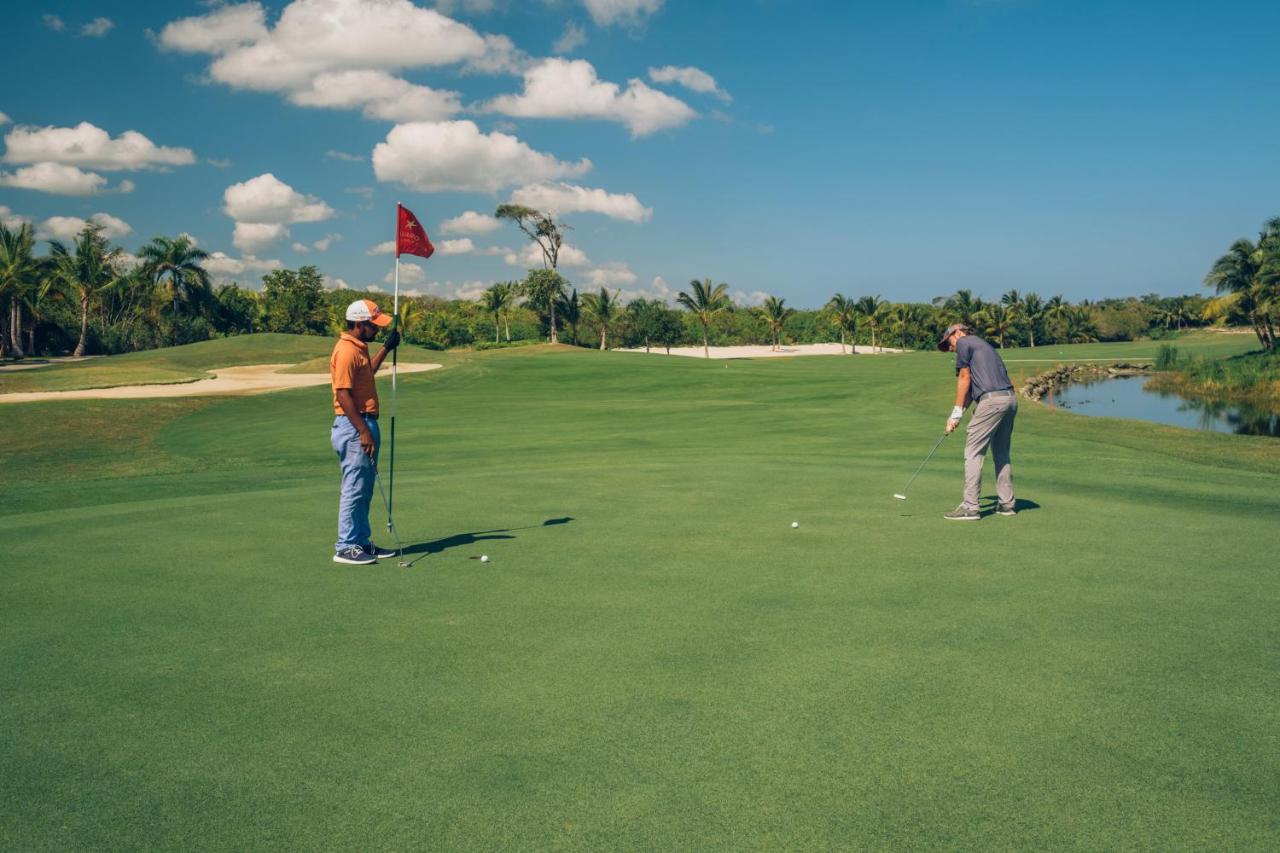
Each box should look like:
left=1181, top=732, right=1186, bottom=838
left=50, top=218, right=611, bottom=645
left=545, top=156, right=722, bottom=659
left=521, top=268, right=567, bottom=343
left=1205, top=217, right=1280, bottom=351
left=556, top=287, right=580, bottom=345
left=49, top=223, right=119, bottom=357
left=825, top=293, right=858, bottom=353
left=1064, top=306, right=1099, bottom=343
left=855, top=295, right=886, bottom=351
left=1020, top=292, right=1045, bottom=347
left=0, top=222, right=39, bottom=358
left=581, top=288, right=621, bottom=350
left=754, top=295, right=793, bottom=351
left=396, top=299, right=423, bottom=340
left=676, top=278, right=730, bottom=358
left=138, top=235, right=211, bottom=343
left=935, top=289, right=985, bottom=329
left=495, top=281, right=516, bottom=341
left=979, top=302, right=1016, bottom=348
left=480, top=284, right=509, bottom=343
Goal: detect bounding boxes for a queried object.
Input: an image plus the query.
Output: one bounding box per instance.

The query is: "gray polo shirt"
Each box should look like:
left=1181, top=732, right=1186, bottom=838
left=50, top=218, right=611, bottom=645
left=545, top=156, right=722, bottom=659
left=955, top=335, right=1013, bottom=401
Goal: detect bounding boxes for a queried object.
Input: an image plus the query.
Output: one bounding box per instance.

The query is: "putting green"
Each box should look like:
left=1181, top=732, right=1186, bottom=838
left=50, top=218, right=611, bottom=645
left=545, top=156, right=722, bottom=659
left=2, top=334, right=1277, bottom=849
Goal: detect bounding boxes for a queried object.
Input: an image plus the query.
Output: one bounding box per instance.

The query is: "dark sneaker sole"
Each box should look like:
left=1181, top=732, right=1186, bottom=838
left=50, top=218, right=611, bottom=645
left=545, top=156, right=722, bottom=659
left=333, top=554, right=377, bottom=565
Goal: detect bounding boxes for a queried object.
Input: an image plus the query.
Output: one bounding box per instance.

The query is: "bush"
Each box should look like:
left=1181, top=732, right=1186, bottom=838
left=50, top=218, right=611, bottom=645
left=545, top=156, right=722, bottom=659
left=1154, top=345, right=1181, bottom=370
left=472, top=339, right=544, bottom=351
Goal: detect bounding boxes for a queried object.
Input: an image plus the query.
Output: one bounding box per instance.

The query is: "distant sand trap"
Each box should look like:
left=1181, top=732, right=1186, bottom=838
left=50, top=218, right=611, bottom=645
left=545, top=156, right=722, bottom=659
left=618, top=343, right=901, bottom=359
left=0, top=362, right=441, bottom=404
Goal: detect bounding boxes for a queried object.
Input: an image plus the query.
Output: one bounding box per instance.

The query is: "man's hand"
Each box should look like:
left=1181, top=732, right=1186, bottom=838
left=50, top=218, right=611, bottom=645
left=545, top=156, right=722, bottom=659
left=358, top=428, right=376, bottom=457
left=946, top=418, right=960, bottom=434
left=382, top=329, right=401, bottom=351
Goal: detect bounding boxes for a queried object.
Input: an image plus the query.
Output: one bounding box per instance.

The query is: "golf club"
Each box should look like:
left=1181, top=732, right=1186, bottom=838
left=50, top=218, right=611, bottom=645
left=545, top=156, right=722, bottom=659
left=894, top=431, right=950, bottom=501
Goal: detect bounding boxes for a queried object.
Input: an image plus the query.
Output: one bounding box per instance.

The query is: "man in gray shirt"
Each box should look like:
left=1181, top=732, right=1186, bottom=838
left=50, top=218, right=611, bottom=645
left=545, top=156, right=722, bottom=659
left=938, top=324, right=1017, bottom=520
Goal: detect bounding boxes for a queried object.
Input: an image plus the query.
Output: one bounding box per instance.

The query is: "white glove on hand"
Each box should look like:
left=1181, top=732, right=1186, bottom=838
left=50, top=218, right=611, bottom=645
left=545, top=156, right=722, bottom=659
left=950, top=406, right=965, bottom=421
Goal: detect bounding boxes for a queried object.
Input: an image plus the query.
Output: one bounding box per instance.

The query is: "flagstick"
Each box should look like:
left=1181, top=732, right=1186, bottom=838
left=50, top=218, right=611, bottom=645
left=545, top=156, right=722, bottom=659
left=389, top=203, right=400, bottom=532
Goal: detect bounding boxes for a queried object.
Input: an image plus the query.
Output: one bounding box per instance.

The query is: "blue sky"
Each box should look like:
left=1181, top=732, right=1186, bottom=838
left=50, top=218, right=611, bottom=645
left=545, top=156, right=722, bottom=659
left=2, top=0, right=1278, bottom=307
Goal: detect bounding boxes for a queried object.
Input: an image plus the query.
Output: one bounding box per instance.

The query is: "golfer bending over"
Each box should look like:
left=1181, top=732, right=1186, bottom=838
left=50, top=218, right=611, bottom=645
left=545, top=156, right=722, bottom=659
left=938, top=323, right=1017, bottom=521
left=330, top=299, right=400, bottom=564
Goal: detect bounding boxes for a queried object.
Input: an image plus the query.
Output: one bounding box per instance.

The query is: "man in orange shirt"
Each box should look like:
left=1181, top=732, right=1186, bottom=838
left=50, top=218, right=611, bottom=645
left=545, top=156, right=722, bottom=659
left=330, top=299, right=400, bottom=564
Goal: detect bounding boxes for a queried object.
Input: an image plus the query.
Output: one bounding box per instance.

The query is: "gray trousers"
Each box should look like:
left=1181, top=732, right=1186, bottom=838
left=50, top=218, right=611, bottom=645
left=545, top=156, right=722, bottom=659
left=963, top=392, right=1017, bottom=509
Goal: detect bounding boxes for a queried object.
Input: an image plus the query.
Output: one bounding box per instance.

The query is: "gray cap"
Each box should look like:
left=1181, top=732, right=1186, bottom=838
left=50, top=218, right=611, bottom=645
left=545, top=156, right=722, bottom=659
left=937, top=323, right=968, bottom=352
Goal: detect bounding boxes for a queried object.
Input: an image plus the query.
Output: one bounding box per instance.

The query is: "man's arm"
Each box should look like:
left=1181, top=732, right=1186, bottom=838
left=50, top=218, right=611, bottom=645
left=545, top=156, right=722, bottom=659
left=946, top=367, right=971, bottom=434
left=370, top=330, right=400, bottom=373
left=336, top=388, right=376, bottom=457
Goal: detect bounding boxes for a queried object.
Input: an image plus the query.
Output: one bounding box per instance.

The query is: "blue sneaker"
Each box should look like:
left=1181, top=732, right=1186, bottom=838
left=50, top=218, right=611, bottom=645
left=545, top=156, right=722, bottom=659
left=366, top=543, right=397, bottom=559
left=333, top=545, right=376, bottom=565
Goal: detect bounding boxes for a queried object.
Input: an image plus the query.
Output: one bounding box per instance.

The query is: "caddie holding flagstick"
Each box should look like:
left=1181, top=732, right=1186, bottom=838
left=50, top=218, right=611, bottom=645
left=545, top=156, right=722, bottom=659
left=938, top=322, right=1018, bottom=521
left=329, top=298, right=401, bottom=564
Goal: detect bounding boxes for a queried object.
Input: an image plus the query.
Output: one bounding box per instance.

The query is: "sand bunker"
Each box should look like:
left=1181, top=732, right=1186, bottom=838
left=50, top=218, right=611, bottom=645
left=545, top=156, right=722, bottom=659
left=618, top=343, right=901, bottom=359
left=0, top=362, right=441, bottom=404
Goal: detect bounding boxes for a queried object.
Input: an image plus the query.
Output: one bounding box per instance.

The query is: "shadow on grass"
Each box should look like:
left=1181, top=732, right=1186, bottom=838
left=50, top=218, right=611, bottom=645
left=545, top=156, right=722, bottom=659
left=398, top=516, right=575, bottom=564
left=980, top=497, right=1042, bottom=516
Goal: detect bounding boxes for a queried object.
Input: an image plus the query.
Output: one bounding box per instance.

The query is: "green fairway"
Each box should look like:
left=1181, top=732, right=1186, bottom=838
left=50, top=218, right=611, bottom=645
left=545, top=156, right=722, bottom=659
left=2, top=335, right=1278, bottom=849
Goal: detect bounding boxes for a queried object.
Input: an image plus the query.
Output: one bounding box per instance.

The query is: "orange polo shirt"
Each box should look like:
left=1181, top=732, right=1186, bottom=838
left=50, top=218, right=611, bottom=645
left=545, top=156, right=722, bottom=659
left=330, top=332, right=379, bottom=416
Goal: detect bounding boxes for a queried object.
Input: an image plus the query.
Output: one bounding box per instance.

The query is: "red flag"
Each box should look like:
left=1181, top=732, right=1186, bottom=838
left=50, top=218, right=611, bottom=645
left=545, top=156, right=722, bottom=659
left=396, top=204, right=434, bottom=259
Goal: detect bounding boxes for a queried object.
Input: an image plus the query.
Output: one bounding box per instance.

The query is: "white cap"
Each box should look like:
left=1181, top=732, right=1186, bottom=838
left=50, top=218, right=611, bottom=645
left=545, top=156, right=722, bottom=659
left=344, top=298, right=391, bottom=327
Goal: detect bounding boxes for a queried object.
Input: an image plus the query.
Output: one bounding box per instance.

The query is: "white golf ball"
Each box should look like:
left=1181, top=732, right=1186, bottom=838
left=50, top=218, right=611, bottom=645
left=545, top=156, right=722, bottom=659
left=791, top=521, right=799, bottom=529
left=480, top=555, right=490, bottom=563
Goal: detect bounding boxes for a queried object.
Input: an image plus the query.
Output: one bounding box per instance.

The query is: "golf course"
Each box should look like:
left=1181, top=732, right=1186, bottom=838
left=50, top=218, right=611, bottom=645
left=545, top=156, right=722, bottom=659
left=3, top=331, right=1277, bottom=849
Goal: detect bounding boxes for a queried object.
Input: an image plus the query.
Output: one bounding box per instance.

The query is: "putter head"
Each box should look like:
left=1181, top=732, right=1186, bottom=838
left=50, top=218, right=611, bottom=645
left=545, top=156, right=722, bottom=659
left=893, top=493, right=908, bottom=501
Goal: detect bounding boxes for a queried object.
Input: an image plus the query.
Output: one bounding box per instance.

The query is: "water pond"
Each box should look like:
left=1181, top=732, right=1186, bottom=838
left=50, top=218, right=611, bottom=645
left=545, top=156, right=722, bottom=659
left=1049, top=374, right=1280, bottom=437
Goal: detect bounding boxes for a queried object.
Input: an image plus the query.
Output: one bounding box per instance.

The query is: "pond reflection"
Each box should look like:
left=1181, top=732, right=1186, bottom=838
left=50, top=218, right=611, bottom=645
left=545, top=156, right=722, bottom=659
left=1050, top=375, right=1280, bottom=437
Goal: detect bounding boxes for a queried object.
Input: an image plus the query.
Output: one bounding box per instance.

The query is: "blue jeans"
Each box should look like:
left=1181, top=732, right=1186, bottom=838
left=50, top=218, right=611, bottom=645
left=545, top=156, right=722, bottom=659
left=332, top=416, right=381, bottom=552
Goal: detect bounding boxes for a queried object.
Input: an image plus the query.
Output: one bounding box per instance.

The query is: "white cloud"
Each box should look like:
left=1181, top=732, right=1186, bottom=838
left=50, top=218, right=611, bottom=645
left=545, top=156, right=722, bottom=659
left=313, top=234, right=340, bottom=251
left=116, top=252, right=142, bottom=271
left=0, top=205, right=29, bottom=229
left=291, top=242, right=310, bottom=253
left=223, top=173, right=334, bottom=224
left=208, top=157, right=231, bottom=168
left=438, top=238, right=474, bottom=255
left=485, top=58, right=696, bottom=137
left=233, top=222, right=290, bottom=254
left=504, top=241, right=589, bottom=268
left=732, top=289, right=770, bottom=307
left=158, top=3, right=268, bottom=53
left=553, top=22, right=587, bottom=54
left=0, top=112, right=9, bottom=126
left=648, top=65, right=731, bottom=103
left=440, top=210, right=500, bottom=235
left=0, top=163, right=126, bottom=196
left=288, top=70, right=462, bottom=122
left=436, top=279, right=491, bottom=300
left=372, top=120, right=590, bottom=193
left=619, top=274, right=674, bottom=304
left=326, top=149, right=365, bottom=162
left=324, top=275, right=351, bottom=290
left=204, top=251, right=284, bottom=282
left=478, top=245, right=509, bottom=256
left=2, top=121, right=196, bottom=170
left=581, top=0, right=663, bottom=26
left=583, top=262, right=637, bottom=288
left=387, top=260, right=427, bottom=285
left=80, top=17, right=115, bottom=38
left=435, top=0, right=498, bottom=15
left=158, top=0, right=514, bottom=118
left=509, top=182, right=651, bottom=222
left=43, top=14, right=66, bottom=32
left=37, top=212, right=133, bottom=242
left=367, top=240, right=395, bottom=255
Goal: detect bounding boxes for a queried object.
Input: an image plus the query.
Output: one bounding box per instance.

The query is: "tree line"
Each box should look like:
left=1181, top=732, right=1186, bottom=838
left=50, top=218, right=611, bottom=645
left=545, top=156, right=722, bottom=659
left=2, top=216, right=1272, bottom=360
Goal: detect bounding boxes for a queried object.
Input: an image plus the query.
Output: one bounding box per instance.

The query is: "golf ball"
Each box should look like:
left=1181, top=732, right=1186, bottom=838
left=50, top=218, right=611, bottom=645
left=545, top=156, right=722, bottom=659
left=791, top=521, right=799, bottom=528
left=480, top=555, right=490, bottom=563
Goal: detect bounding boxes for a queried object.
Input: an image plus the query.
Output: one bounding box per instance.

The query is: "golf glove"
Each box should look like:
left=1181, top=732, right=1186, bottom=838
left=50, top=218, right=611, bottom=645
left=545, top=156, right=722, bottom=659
left=950, top=405, right=964, bottom=421
left=383, top=330, right=401, bottom=350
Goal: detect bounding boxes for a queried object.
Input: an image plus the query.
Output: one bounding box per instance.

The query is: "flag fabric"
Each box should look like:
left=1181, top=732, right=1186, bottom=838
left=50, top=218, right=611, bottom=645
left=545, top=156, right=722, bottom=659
left=396, top=204, right=435, bottom=259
